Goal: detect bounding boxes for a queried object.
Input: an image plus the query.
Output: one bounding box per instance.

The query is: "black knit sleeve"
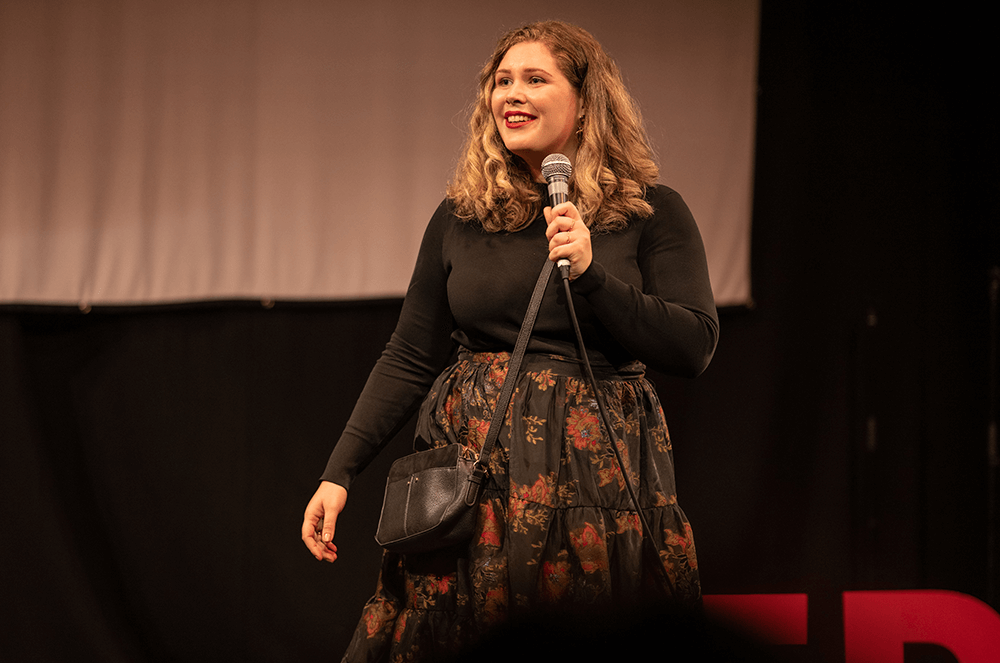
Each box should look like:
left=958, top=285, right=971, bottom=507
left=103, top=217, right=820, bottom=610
left=571, top=186, right=719, bottom=377
left=320, top=201, right=457, bottom=489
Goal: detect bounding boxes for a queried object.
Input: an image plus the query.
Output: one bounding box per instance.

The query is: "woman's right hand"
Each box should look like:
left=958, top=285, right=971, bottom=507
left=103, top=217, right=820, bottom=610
left=301, top=481, right=348, bottom=562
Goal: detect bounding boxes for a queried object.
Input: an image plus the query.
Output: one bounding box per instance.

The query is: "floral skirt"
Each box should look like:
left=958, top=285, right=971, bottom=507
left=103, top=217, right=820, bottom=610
left=341, top=351, right=700, bottom=662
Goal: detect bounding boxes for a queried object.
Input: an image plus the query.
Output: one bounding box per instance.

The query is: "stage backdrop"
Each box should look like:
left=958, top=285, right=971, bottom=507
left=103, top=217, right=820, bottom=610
left=0, top=0, right=757, bottom=307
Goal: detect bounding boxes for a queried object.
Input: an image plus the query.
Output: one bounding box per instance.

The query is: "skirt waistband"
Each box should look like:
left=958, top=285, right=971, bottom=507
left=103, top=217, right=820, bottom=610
left=458, top=349, right=646, bottom=381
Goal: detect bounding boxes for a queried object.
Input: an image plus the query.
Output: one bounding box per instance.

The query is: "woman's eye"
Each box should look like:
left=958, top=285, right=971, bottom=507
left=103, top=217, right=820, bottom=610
left=530, top=76, right=545, bottom=84
left=496, top=77, right=511, bottom=87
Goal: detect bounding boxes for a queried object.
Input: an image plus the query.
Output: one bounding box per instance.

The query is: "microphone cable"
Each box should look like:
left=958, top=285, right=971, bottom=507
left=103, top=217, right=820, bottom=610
left=542, top=153, right=679, bottom=603
left=556, top=260, right=679, bottom=605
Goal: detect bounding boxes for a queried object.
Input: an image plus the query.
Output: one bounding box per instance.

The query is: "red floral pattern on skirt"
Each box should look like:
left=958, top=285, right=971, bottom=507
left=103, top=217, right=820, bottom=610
left=341, top=352, right=700, bottom=662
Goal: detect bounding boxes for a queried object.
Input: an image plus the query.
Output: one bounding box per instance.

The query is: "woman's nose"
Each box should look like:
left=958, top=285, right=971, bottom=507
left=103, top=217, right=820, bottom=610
left=505, top=81, right=526, bottom=103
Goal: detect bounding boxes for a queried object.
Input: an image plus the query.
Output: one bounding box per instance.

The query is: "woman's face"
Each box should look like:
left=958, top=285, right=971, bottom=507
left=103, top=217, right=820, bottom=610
left=490, top=41, right=583, bottom=178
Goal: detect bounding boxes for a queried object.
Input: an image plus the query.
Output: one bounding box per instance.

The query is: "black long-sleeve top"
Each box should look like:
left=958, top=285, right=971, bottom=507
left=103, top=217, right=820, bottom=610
left=321, top=184, right=718, bottom=489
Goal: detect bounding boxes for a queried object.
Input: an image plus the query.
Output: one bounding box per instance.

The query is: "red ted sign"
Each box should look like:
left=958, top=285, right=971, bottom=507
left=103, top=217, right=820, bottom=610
left=704, top=591, right=1000, bottom=662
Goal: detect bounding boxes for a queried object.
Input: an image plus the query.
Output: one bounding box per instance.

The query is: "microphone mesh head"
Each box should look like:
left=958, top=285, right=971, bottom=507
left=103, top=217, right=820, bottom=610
left=541, top=153, right=572, bottom=181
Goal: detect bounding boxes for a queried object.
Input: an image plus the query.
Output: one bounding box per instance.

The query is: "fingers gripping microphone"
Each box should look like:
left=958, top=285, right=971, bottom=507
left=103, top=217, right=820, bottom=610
left=541, top=154, right=572, bottom=270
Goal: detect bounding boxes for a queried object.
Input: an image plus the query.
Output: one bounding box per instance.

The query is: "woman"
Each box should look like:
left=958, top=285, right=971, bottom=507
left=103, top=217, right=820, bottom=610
left=302, top=20, right=718, bottom=660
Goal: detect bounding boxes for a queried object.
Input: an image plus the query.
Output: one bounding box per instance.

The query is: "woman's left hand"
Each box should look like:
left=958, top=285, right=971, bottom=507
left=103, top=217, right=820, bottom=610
left=545, top=201, right=592, bottom=280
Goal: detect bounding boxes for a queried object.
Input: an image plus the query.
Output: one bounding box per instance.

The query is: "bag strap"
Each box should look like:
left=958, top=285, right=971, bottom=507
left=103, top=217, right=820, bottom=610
left=464, top=259, right=554, bottom=505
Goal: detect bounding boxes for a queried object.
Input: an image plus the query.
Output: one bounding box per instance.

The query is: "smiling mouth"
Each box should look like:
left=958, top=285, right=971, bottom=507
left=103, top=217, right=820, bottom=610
left=504, top=113, right=536, bottom=128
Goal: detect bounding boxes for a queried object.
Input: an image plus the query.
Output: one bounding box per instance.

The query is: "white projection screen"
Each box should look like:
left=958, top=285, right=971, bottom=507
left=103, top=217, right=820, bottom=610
left=0, top=0, right=757, bottom=307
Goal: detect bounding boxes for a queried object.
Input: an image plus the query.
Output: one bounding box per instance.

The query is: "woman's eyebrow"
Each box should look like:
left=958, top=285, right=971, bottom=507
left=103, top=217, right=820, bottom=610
left=495, top=67, right=553, bottom=76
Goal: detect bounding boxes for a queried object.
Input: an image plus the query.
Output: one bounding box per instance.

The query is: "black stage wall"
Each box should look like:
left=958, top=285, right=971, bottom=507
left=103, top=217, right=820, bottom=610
left=1, top=3, right=997, bottom=661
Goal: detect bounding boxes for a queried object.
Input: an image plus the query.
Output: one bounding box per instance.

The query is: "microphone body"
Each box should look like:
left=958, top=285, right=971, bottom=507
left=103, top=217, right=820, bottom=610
left=540, top=154, right=573, bottom=270
left=541, top=153, right=571, bottom=207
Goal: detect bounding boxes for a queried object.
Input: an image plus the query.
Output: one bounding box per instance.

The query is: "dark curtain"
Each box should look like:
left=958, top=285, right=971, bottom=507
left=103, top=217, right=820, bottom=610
left=1, top=3, right=997, bottom=661
left=0, top=301, right=416, bottom=661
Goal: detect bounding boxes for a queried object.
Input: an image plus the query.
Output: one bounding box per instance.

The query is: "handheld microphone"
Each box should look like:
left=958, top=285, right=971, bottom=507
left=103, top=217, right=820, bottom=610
left=541, top=153, right=571, bottom=206
left=540, top=154, right=572, bottom=270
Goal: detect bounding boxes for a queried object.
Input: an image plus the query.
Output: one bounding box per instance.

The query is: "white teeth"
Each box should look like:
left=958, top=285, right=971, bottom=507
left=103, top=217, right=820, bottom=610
left=508, top=115, right=532, bottom=123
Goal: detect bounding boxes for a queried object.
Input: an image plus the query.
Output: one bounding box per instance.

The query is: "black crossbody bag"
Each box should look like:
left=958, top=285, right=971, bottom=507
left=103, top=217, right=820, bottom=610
left=374, top=260, right=555, bottom=553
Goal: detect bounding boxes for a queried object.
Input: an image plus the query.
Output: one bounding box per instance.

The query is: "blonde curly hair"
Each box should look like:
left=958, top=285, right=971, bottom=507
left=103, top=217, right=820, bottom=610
left=447, top=20, right=659, bottom=233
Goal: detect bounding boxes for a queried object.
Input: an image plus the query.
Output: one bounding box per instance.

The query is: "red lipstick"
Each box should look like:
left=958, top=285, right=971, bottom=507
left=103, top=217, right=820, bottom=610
left=504, top=111, right=536, bottom=129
